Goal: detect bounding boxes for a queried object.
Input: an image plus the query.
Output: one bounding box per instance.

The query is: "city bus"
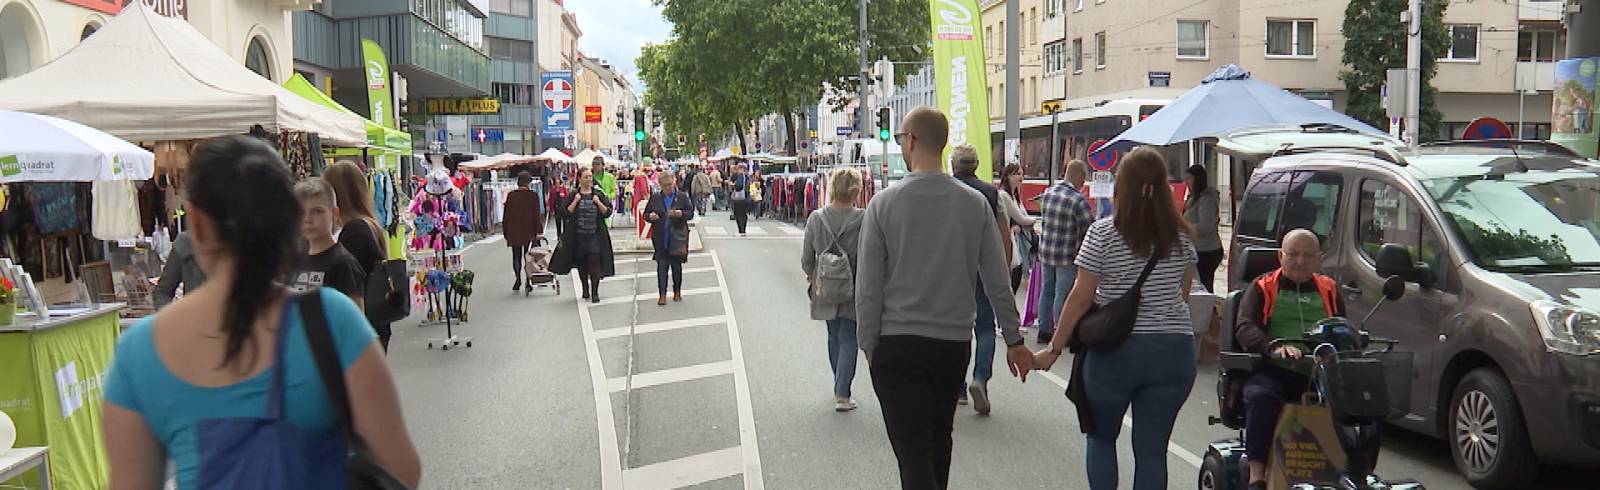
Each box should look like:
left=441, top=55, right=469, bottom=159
left=988, top=98, right=1195, bottom=212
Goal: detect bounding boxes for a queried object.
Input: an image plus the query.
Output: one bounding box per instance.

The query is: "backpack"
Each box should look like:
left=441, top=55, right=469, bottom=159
left=811, top=214, right=855, bottom=304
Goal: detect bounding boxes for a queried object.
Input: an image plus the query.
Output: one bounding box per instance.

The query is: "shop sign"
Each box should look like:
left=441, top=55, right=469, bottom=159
left=584, top=105, right=602, bottom=123
left=1148, top=71, right=1172, bottom=88
left=63, top=0, right=186, bottom=19
left=417, top=97, right=501, bottom=115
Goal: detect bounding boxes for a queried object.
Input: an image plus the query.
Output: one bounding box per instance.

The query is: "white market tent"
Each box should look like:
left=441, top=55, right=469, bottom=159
left=0, top=3, right=366, bottom=146
left=572, top=149, right=605, bottom=165
left=459, top=153, right=538, bottom=171
left=533, top=148, right=575, bottom=164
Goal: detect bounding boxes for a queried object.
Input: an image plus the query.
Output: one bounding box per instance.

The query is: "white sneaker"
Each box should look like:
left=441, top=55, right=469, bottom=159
left=834, top=397, right=858, bottom=412
left=969, top=382, right=991, bottom=416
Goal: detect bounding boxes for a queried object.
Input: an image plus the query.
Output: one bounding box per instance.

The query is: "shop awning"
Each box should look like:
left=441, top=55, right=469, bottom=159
left=0, top=3, right=367, bottom=146
left=283, top=74, right=411, bottom=154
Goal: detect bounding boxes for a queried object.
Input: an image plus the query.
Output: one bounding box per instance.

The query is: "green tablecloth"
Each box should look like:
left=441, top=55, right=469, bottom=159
left=0, top=304, right=122, bottom=489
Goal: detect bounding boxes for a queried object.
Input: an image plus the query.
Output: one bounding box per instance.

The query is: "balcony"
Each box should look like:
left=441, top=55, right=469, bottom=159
left=1519, top=0, right=1564, bottom=21
left=1516, top=61, right=1557, bottom=92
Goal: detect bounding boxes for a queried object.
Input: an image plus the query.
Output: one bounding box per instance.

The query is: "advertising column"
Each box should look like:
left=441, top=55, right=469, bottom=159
left=928, top=0, right=994, bottom=179
left=1551, top=59, right=1599, bottom=159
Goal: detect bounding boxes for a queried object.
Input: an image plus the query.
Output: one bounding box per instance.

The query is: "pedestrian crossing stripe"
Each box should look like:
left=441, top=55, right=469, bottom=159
left=703, top=226, right=728, bottom=236
left=780, top=226, right=804, bottom=236
left=744, top=227, right=768, bottom=236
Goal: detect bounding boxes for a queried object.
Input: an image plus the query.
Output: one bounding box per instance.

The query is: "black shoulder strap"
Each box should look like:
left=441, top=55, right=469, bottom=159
left=1131, top=251, right=1160, bottom=290
left=299, top=291, right=356, bottom=438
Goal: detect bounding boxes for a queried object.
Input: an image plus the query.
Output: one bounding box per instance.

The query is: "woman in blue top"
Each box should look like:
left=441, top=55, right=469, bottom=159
left=102, top=136, right=422, bottom=489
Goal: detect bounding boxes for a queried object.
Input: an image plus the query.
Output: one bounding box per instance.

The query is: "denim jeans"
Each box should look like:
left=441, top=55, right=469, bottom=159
left=1083, top=334, right=1197, bottom=490
left=825, top=318, right=859, bottom=398
left=970, top=278, right=996, bottom=384
left=1037, top=263, right=1077, bottom=335
left=656, top=259, right=683, bottom=296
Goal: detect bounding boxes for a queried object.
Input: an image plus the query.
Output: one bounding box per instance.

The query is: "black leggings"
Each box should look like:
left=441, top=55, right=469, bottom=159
left=576, top=253, right=604, bottom=295
left=1197, top=249, right=1225, bottom=292
left=1010, top=266, right=1024, bottom=293
left=511, top=244, right=528, bottom=279
left=732, top=201, right=751, bottom=233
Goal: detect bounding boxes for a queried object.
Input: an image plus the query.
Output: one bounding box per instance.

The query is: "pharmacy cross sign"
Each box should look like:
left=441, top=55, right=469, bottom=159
left=542, top=78, right=573, bottom=112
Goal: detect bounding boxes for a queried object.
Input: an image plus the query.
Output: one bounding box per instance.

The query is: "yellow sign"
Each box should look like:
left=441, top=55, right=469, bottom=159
left=1041, top=100, right=1063, bottom=114
left=415, top=97, right=501, bottom=115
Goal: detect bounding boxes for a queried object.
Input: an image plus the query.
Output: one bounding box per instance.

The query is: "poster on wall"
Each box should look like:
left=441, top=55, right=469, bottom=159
left=1551, top=57, right=1599, bottom=159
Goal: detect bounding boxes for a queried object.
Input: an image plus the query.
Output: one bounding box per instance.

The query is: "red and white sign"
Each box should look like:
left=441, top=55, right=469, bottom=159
left=542, top=78, right=573, bottom=112
left=584, top=105, right=602, bottom=124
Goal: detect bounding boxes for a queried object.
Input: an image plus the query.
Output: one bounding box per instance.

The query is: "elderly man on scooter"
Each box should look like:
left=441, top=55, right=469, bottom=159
left=1234, top=228, right=1347, bottom=490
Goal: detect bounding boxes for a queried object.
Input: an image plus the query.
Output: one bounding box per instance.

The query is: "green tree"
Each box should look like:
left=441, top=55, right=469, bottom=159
left=1340, top=0, right=1450, bottom=141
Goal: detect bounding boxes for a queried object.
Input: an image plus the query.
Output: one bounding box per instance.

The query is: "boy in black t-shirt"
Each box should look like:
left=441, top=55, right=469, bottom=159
left=290, top=178, right=366, bottom=307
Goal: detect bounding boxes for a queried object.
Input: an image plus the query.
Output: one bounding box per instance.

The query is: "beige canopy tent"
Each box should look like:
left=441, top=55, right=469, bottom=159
left=533, top=148, right=575, bottom=164
left=459, top=153, right=539, bottom=171
left=0, top=3, right=366, bottom=146
left=572, top=149, right=606, bottom=165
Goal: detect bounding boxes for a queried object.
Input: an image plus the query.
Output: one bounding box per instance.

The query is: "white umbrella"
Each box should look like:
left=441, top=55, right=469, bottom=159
left=0, top=110, right=154, bottom=182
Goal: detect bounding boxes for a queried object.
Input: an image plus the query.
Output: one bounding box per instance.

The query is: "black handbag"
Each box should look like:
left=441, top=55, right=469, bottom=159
left=299, top=292, right=412, bottom=490
left=1074, top=253, right=1159, bottom=352
left=364, top=258, right=411, bottom=325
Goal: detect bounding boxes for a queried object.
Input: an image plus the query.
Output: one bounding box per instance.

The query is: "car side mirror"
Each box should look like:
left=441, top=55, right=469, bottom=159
left=1375, top=243, right=1414, bottom=279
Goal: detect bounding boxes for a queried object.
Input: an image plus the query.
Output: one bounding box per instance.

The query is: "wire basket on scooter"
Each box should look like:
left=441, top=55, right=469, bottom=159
left=1321, top=350, right=1414, bottom=421
left=1374, top=350, right=1414, bottom=420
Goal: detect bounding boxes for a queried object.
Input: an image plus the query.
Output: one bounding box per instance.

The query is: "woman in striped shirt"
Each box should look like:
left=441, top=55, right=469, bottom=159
left=1034, top=147, right=1199, bottom=490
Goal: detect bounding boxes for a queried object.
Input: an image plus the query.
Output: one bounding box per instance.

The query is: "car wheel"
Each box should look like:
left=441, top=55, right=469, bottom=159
left=1448, top=367, right=1539, bottom=488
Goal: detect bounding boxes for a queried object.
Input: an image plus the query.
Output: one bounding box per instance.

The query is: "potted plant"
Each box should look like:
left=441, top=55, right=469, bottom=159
left=0, top=276, right=15, bottom=325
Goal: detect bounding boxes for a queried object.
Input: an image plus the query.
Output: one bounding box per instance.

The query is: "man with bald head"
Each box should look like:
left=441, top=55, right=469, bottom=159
left=1233, top=228, right=1347, bottom=489
left=857, top=106, right=1032, bottom=489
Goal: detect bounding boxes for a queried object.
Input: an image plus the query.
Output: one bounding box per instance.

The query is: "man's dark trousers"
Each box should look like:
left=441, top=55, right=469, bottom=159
left=870, top=334, right=971, bottom=489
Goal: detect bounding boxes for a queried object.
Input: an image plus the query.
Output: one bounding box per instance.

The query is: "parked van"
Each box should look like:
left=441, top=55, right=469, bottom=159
left=1221, top=128, right=1600, bottom=488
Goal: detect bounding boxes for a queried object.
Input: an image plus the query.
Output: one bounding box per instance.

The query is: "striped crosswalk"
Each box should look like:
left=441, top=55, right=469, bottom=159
left=697, top=224, right=805, bottom=239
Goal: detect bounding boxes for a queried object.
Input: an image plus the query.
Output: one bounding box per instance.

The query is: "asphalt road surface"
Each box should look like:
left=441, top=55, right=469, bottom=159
left=383, top=212, right=1588, bottom=489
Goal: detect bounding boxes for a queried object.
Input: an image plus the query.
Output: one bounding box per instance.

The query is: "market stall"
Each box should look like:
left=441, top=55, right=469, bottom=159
left=0, top=110, right=155, bottom=490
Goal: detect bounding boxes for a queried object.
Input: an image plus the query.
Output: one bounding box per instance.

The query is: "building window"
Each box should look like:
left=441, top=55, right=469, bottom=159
left=245, top=37, right=272, bottom=80
left=487, top=36, right=533, bottom=60
left=492, top=82, right=534, bottom=105
left=1046, top=0, right=1059, bottom=17
left=1072, top=38, right=1083, bottom=73
left=1177, top=20, right=1208, bottom=59
left=80, top=23, right=99, bottom=40
left=1519, top=29, right=1561, bottom=62
left=489, top=0, right=531, bottom=16
left=1442, top=24, right=1478, bottom=61
left=1266, top=19, right=1316, bottom=57
left=1044, top=40, right=1065, bottom=73
left=1075, top=0, right=1084, bottom=12
left=1094, top=32, right=1106, bottom=69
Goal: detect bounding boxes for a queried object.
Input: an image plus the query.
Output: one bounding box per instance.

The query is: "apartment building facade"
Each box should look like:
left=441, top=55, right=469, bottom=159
left=1055, top=0, right=1564, bottom=139
left=981, top=0, right=1050, bottom=122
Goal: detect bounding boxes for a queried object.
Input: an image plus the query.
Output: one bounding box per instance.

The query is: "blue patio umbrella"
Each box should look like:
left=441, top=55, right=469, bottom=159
left=1094, top=65, right=1385, bottom=157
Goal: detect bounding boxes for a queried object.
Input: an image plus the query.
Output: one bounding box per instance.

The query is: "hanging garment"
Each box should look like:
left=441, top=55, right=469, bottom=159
left=1023, top=260, right=1043, bottom=326
left=29, top=183, right=83, bottom=234
left=92, top=180, right=143, bottom=240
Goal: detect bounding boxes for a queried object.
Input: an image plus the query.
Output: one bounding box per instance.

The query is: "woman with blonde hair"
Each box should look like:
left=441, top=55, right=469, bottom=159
left=1034, top=147, right=1198, bottom=490
left=802, top=167, right=866, bottom=412
left=322, top=161, right=396, bottom=350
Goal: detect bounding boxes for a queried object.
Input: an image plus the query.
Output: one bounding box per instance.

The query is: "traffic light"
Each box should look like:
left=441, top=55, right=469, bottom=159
left=876, top=107, right=892, bottom=141
left=633, top=108, right=646, bottom=142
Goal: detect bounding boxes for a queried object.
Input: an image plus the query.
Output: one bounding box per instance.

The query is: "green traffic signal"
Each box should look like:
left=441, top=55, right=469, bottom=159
left=878, top=128, right=890, bottom=141
left=634, top=130, right=646, bottom=142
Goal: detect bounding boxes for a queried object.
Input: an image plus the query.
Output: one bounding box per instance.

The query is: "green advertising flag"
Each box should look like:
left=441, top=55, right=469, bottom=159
left=362, top=38, right=396, bottom=129
left=929, top=0, right=994, bottom=179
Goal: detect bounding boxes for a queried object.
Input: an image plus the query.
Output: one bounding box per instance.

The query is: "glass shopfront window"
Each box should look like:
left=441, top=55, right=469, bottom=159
left=413, top=0, right=484, bottom=50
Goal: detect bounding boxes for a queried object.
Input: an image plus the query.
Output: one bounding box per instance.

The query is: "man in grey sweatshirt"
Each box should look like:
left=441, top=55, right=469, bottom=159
left=856, top=106, right=1033, bottom=489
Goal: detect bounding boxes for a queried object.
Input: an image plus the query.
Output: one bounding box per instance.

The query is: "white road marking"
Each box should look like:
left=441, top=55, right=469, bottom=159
left=606, top=360, right=734, bottom=392
left=621, top=446, right=743, bottom=490
left=589, top=286, right=722, bottom=306
left=702, top=226, right=728, bottom=236
left=1037, top=366, right=1204, bottom=468
left=779, top=226, right=805, bottom=236
left=710, top=251, right=765, bottom=489
left=743, top=227, right=768, bottom=236
left=594, top=315, right=728, bottom=340
left=572, top=270, right=625, bottom=489
left=601, top=267, right=717, bottom=283
left=702, top=235, right=803, bottom=241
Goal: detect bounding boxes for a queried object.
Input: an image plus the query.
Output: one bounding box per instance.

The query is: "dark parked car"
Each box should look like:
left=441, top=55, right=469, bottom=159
left=1219, top=130, right=1600, bottom=489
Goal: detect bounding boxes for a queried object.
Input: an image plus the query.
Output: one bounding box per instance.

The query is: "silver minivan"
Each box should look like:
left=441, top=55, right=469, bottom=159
left=1220, top=128, right=1600, bottom=488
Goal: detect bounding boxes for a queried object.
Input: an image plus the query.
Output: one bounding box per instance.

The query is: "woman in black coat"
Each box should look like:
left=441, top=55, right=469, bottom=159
left=550, top=167, right=616, bottom=303
left=643, top=171, right=696, bottom=305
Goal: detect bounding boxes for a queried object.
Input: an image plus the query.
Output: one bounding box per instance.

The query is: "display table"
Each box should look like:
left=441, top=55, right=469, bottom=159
left=0, top=447, right=51, bottom=489
left=0, top=303, right=123, bottom=489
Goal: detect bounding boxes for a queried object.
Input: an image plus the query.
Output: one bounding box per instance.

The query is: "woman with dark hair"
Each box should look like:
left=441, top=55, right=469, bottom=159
left=1034, top=147, right=1198, bottom=490
left=643, top=171, right=695, bottom=305
left=727, top=163, right=752, bottom=235
left=323, top=161, right=393, bottom=349
left=1184, top=164, right=1223, bottom=291
left=101, top=136, right=421, bottom=489
left=503, top=171, right=545, bottom=291
left=999, top=163, right=1039, bottom=291
left=551, top=167, right=616, bottom=303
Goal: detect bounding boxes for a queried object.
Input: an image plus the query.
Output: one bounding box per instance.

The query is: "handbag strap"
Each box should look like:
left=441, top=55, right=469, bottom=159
left=298, top=291, right=357, bottom=440
left=815, top=212, right=844, bottom=255
left=1130, top=250, right=1161, bottom=292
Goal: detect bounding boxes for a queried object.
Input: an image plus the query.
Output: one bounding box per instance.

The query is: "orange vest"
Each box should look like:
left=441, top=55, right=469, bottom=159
left=1256, top=269, right=1340, bottom=322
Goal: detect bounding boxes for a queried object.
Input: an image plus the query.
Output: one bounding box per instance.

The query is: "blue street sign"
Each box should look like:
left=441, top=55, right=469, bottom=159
left=836, top=126, right=852, bottom=136
left=472, top=128, right=505, bottom=143
left=541, top=71, right=575, bottom=138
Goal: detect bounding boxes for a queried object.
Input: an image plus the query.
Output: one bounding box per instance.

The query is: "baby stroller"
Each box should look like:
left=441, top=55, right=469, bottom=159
left=524, top=237, right=560, bottom=296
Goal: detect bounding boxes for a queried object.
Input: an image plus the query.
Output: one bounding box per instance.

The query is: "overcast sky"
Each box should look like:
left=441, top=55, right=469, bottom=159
left=563, top=0, right=672, bottom=93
